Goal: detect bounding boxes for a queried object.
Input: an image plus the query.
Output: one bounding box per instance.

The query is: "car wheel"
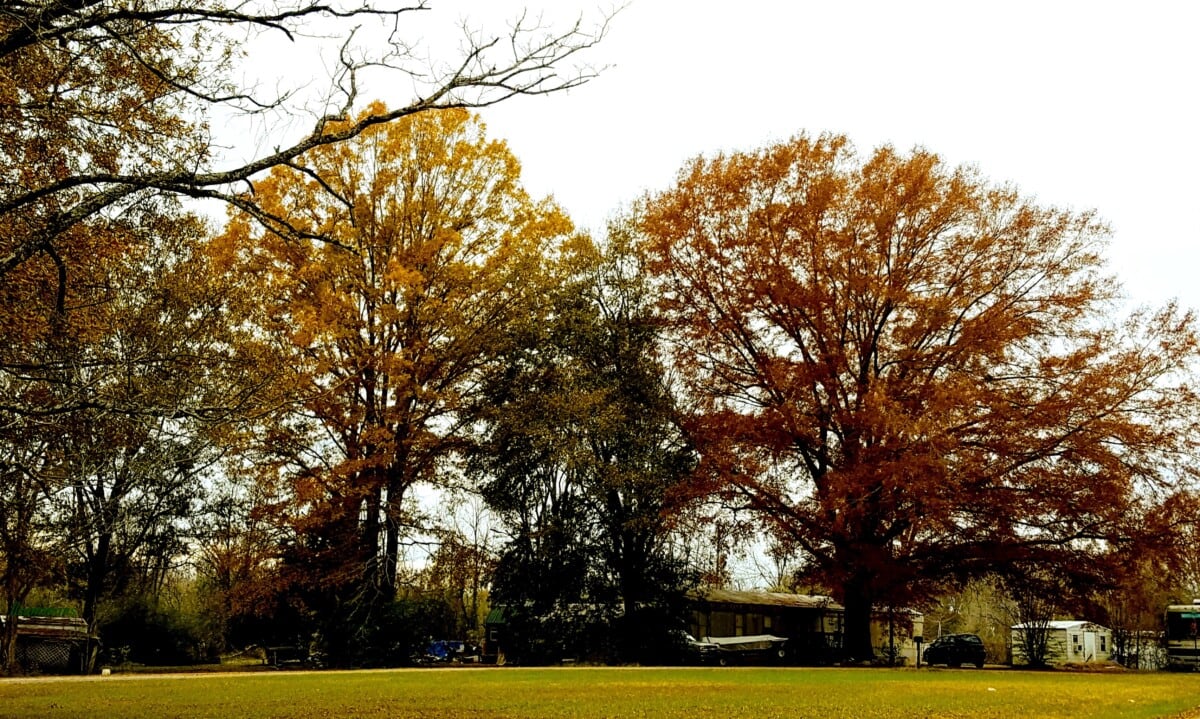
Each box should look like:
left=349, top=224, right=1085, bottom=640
left=975, top=661, right=985, bottom=669
left=718, top=655, right=729, bottom=667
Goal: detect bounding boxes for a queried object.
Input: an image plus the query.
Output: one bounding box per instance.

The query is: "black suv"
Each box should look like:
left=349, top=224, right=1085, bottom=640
left=922, top=633, right=986, bottom=668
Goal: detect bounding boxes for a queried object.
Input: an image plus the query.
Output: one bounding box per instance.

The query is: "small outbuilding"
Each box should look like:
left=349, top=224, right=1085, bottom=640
left=0, top=607, right=92, bottom=673
left=1010, top=620, right=1112, bottom=666
left=870, top=607, right=924, bottom=666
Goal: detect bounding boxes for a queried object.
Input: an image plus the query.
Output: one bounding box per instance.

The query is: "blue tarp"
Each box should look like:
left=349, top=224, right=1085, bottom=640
left=426, top=640, right=465, bottom=661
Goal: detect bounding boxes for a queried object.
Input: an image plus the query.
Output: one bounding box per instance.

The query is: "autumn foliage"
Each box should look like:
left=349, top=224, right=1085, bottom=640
left=0, top=0, right=613, bottom=671
left=3, top=5, right=1199, bottom=670
left=213, top=106, right=574, bottom=659
left=637, top=134, right=1200, bottom=659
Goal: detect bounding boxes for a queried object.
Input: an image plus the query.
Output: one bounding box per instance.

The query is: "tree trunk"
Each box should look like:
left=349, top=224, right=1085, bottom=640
left=841, top=577, right=875, bottom=663
left=2, top=544, right=32, bottom=675
left=81, top=532, right=111, bottom=674
left=361, top=484, right=382, bottom=601
left=1, top=607, right=20, bottom=675
left=382, top=478, right=405, bottom=603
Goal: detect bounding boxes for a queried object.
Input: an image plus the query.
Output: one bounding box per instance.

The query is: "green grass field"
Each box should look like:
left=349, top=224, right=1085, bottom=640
left=3, top=666, right=1200, bottom=719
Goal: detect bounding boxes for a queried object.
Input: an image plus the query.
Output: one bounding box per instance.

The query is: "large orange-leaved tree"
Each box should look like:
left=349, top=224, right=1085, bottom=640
left=637, top=134, right=1200, bottom=660
left=213, top=105, right=574, bottom=663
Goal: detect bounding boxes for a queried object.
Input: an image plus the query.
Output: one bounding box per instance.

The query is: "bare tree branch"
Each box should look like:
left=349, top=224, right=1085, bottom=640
left=0, top=1, right=612, bottom=278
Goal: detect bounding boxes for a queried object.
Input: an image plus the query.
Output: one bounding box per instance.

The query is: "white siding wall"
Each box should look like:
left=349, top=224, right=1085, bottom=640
left=1011, top=624, right=1113, bottom=666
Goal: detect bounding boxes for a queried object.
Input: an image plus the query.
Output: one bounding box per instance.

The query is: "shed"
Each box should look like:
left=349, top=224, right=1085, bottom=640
left=1, top=607, right=92, bottom=673
left=1011, top=620, right=1112, bottom=666
left=870, top=607, right=924, bottom=666
left=482, top=606, right=508, bottom=663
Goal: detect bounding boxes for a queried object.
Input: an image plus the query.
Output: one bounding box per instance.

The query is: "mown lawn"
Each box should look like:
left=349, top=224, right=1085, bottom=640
left=3, top=666, right=1200, bottom=719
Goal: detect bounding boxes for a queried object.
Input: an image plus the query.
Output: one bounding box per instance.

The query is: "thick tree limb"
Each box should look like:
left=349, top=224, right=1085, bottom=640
left=0, top=1, right=611, bottom=278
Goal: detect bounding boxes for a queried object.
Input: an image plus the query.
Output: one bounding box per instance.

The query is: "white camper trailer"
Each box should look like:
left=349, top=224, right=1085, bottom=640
left=1011, top=620, right=1112, bottom=666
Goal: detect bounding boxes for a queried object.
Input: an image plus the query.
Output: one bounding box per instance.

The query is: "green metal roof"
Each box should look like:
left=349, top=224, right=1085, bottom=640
left=8, top=605, right=79, bottom=618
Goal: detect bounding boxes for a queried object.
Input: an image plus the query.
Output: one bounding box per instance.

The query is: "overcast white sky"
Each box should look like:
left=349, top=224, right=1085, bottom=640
left=460, top=0, right=1200, bottom=313
left=233, top=1, right=1198, bottom=313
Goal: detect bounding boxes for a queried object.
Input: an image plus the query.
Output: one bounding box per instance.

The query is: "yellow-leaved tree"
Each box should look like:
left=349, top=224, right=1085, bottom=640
left=214, top=105, right=574, bottom=663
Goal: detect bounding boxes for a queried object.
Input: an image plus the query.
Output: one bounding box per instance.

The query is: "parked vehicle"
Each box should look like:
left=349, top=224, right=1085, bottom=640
left=1165, top=602, right=1200, bottom=671
left=921, top=633, right=986, bottom=668
left=675, top=632, right=721, bottom=664
left=702, top=634, right=789, bottom=665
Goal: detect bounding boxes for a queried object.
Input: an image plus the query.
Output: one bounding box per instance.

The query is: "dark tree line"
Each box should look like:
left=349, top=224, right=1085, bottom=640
left=474, top=232, right=696, bottom=664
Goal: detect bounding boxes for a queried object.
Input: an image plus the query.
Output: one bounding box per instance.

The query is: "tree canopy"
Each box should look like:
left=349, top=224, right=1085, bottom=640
left=474, top=230, right=696, bottom=663
left=637, top=134, right=1200, bottom=659
left=0, top=0, right=607, bottom=672
left=0, top=197, right=252, bottom=671
left=214, top=105, right=574, bottom=664
left=4, top=6, right=1199, bottom=669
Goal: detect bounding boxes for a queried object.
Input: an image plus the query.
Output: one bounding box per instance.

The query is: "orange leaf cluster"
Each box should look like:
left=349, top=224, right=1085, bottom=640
left=216, top=106, right=574, bottom=604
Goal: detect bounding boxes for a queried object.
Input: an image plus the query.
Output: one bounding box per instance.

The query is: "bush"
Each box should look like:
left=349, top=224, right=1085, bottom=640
left=99, top=598, right=213, bottom=666
left=318, top=597, right=458, bottom=668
